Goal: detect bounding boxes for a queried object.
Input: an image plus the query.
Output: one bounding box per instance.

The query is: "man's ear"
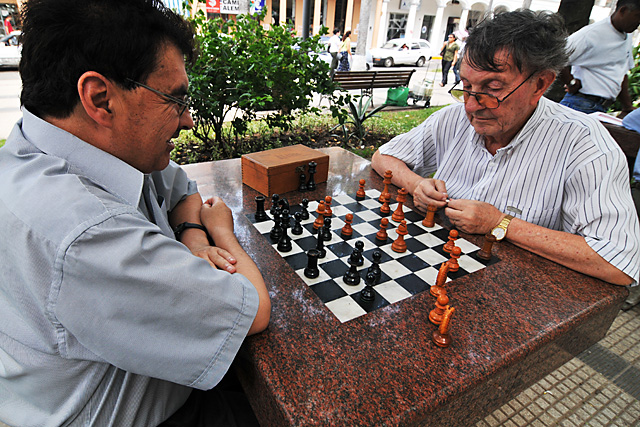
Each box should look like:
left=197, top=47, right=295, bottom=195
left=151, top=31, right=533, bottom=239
left=531, top=70, right=556, bottom=104
left=77, top=71, right=115, bottom=127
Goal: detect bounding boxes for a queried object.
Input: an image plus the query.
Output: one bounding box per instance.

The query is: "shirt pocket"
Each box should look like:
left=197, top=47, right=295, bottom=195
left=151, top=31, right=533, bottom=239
left=504, top=201, right=559, bottom=229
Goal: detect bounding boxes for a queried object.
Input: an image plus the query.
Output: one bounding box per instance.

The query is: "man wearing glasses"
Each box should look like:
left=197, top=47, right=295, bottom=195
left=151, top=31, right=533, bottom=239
left=372, top=10, right=639, bottom=287
left=0, top=0, right=270, bottom=426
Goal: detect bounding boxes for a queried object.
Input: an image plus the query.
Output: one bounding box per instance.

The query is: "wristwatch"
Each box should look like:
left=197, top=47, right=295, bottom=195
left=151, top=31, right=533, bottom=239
left=174, top=222, right=209, bottom=240
left=569, top=78, right=578, bottom=87
left=490, top=215, right=514, bottom=241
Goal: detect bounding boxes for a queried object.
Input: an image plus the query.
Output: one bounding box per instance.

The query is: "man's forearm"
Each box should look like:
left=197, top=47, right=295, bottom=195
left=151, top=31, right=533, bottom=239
left=169, top=193, right=210, bottom=249
left=371, top=151, right=423, bottom=194
left=506, top=218, right=632, bottom=286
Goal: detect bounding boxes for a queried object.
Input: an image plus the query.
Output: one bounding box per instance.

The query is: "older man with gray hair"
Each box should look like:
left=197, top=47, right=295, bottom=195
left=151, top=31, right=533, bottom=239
left=372, top=10, right=639, bottom=287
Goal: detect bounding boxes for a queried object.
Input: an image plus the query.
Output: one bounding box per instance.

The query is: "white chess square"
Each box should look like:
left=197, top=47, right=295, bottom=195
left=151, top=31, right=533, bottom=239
left=352, top=222, right=379, bottom=237
left=458, top=255, right=485, bottom=273
left=333, top=194, right=356, bottom=205
left=254, top=220, right=274, bottom=234
left=376, top=258, right=412, bottom=277
left=414, top=266, right=443, bottom=285
left=375, top=280, right=412, bottom=304
left=296, top=266, right=333, bottom=285
left=332, top=205, right=351, bottom=218
left=273, top=240, right=304, bottom=257
left=414, top=221, right=443, bottom=233
left=456, top=238, right=480, bottom=253
left=359, top=198, right=382, bottom=210
left=414, top=232, right=446, bottom=248
left=365, top=188, right=382, bottom=199
left=336, top=276, right=365, bottom=295
left=326, top=296, right=367, bottom=323
left=354, top=209, right=383, bottom=222
left=413, top=248, right=448, bottom=266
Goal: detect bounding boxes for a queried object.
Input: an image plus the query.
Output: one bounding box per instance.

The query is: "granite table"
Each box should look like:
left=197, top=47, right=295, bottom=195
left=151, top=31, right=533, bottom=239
left=182, top=147, right=628, bottom=427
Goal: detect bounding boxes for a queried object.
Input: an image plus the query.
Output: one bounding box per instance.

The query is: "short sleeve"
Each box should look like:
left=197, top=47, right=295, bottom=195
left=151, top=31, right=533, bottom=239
left=150, top=161, right=199, bottom=212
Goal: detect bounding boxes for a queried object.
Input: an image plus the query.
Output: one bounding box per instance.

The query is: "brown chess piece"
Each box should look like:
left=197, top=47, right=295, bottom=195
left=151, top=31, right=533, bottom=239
left=356, top=179, right=366, bottom=201
left=429, top=293, right=449, bottom=325
left=376, top=217, right=389, bottom=242
left=392, top=220, right=408, bottom=253
left=448, top=246, right=461, bottom=272
left=379, top=170, right=393, bottom=202
left=313, top=200, right=325, bottom=230
left=324, top=196, right=333, bottom=218
left=341, top=213, right=354, bottom=237
left=432, top=306, right=455, bottom=348
left=422, top=205, right=437, bottom=228
left=392, top=187, right=408, bottom=222
left=380, top=192, right=391, bottom=215
left=443, top=229, right=459, bottom=253
left=477, top=233, right=496, bottom=260
left=431, top=262, right=449, bottom=297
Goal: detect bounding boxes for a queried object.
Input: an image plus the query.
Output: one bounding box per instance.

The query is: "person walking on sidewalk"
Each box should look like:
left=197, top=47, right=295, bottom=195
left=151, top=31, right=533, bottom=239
left=328, top=28, right=341, bottom=77
left=338, top=30, right=352, bottom=72
left=439, top=34, right=459, bottom=87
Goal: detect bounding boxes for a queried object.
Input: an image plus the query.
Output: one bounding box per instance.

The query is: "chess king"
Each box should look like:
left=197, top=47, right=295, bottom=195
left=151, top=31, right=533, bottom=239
left=371, top=9, right=639, bottom=286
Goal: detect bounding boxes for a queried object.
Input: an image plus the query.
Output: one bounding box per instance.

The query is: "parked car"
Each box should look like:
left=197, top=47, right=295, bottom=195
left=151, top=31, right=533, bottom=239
left=317, top=37, right=373, bottom=70
left=370, top=38, right=431, bottom=67
left=0, top=31, right=21, bottom=69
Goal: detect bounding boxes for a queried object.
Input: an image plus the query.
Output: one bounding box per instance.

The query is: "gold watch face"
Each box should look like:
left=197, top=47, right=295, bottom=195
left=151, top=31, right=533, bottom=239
left=491, top=227, right=506, bottom=240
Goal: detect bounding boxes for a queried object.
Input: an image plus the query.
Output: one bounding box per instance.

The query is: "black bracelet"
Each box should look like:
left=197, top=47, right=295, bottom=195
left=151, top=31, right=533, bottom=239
left=174, top=222, right=209, bottom=241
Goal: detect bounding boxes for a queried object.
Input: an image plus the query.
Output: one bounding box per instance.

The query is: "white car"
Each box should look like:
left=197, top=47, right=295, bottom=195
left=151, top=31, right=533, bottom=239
left=370, top=38, right=431, bottom=67
left=0, top=31, right=21, bottom=69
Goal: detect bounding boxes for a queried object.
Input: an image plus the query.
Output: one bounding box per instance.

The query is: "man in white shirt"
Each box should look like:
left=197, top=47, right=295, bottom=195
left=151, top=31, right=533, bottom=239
left=560, top=0, right=640, bottom=116
left=371, top=10, right=639, bottom=287
left=328, top=28, right=341, bottom=77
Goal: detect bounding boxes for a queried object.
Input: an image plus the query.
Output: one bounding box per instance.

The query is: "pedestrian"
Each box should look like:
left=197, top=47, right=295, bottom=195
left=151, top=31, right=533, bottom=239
left=371, top=10, right=639, bottom=287
left=0, top=0, right=271, bottom=425
left=452, top=30, right=468, bottom=85
left=559, top=0, right=640, bottom=116
left=439, top=34, right=459, bottom=87
left=329, top=28, right=341, bottom=77
left=3, top=14, right=13, bottom=34
left=338, top=30, right=352, bottom=72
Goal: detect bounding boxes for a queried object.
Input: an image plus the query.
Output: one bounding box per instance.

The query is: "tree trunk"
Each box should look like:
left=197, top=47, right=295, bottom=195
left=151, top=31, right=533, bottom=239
left=545, top=0, right=596, bottom=102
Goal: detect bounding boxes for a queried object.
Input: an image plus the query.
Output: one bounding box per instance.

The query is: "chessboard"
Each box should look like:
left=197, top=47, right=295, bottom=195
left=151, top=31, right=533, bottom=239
left=246, top=188, right=499, bottom=323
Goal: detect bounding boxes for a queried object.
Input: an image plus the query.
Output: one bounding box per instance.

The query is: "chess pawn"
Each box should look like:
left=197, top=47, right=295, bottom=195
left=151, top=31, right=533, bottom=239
left=422, top=205, right=437, bottom=228
left=391, top=220, right=408, bottom=253
left=322, top=217, right=332, bottom=243
left=431, top=262, right=449, bottom=298
left=300, top=198, right=310, bottom=220
left=391, top=187, right=407, bottom=222
left=343, top=251, right=361, bottom=286
left=360, top=271, right=376, bottom=303
left=477, top=233, right=496, bottom=261
left=429, top=293, right=449, bottom=325
left=356, top=179, right=366, bottom=201
left=291, top=211, right=304, bottom=235
left=379, top=170, right=393, bottom=202
left=254, top=195, right=268, bottom=222
left=298, top=172, right=307, bottom=192
left=432, top=306, right=455, bottom=348
left=367, top=250, right=382, bottom=284
left=313, top=200, right=326, bottom=230
left=443, top=229, right=459, bottom=253
left=324, top=196, right=333, bottom=218
left=376, top=218, right=389, bottom=242
left=270, top=194, right=280, bottom=215
left=354, top=240, right=365, bottom=266
left=448, top=246, right=461, bottom=272
left=341, top=213, right=354, bottom=237
left=380, top=192, right=391, bottom=215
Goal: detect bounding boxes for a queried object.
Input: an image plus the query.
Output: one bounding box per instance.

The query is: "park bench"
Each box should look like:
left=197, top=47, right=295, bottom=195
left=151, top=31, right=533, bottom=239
left=333, top=69, right=415, bottom=105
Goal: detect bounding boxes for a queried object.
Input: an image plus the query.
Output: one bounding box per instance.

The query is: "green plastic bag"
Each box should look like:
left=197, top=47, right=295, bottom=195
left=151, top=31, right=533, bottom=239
left=385, top=86, right=409, bottom=106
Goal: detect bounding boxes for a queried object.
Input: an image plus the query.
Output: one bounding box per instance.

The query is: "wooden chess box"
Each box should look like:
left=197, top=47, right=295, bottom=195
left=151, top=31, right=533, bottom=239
left=241, top=145, right=329, bottom=196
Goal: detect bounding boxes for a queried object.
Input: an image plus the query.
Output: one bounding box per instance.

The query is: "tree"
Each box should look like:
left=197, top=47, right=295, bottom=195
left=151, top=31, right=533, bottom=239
left=187, top=8, right=347, bottom=158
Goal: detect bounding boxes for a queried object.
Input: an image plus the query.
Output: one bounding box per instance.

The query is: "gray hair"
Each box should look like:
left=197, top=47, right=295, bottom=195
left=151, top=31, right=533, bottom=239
left=464, top=9, right=569, bottom=75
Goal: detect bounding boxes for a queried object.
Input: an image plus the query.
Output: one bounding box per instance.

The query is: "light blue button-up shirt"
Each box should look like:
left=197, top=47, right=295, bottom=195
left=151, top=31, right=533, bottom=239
left=0, top=110, right=259, bottom=426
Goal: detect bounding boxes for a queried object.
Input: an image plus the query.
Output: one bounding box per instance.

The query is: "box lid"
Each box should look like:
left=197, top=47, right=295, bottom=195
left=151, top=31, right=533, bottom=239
left=242, top=144, right=328, bottom=176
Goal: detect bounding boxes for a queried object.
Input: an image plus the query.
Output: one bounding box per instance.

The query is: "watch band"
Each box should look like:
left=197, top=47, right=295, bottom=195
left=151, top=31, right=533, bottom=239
left=174, top=222, right=210, bottom=241
left=491, top=214, right=514, bottom=241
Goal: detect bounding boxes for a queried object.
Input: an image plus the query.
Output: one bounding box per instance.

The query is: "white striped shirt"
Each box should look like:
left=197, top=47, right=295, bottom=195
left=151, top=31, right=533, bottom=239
left=379, top=97, right=640, bottom=283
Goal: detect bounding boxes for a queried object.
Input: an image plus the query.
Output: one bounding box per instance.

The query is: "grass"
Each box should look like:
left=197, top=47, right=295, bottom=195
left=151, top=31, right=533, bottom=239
left=0, top=139, right=4, bottom=149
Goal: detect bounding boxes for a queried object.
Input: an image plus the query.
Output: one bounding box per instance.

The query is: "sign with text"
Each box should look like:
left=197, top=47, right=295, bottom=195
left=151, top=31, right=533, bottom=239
left=206, top=0, right=220, bottom=13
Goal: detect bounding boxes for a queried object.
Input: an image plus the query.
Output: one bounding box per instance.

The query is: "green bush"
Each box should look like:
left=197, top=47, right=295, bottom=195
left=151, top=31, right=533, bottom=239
left=186, top=7, right=348, bottom=159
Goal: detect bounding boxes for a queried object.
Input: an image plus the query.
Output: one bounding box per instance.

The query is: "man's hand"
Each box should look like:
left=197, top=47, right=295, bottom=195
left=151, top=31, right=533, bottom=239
left=564, top=78, right=581, bottom=94
left=201, top=197, right=234, bottom=242
left=189, top=244, right=237, bottom=273
left=444, top=199, right=504, bottom=235
left=411, top=178, right=449, bottom=212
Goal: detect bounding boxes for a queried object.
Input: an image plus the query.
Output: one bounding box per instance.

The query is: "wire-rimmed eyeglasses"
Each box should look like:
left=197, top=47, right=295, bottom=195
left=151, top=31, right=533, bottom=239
left=448, top=72, right=536, bottom=109
left=126, top=78, right=190, bottom=116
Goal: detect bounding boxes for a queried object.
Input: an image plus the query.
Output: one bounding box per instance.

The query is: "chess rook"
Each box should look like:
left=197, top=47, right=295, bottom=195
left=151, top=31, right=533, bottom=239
left=304, top=249, right=321, bottom=278
left=422, top=205, right=437, bottom=228
left=254, top=195, right=268, bottom=222
left=477, top=233, right=497, bottom=260
left=432, top=306, right=455, bottom=348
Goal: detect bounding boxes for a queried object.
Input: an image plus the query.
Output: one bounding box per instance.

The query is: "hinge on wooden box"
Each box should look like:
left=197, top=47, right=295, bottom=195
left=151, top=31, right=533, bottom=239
left=295, top=165, right=305, bottom=174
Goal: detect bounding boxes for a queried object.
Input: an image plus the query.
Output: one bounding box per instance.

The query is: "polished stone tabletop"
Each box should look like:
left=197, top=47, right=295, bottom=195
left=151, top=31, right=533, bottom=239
left=182, top=147, right=627, bottom=427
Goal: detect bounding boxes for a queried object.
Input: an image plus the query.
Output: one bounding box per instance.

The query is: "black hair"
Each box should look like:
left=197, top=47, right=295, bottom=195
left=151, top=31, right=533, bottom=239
left=464, top=9, right=568, bottom=75
left=342, top=31, right=351, bottom=42
left=19, top=0, right=196, bottom=119
left=616, top=0, right=640, bottom=11
left=333, top=28, right=340, bottom=34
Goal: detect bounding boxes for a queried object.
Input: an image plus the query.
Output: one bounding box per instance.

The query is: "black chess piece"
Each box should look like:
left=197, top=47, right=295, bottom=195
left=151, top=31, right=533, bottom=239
left=306, top=161, right=317, bottom=191
left=280, top=208, right=291, bottom=231
left=269, top=208, right=283, bottom=243
left=291, top=212, right=303, bottom=235
left=278, top=198, right=290, bottom=214
left=322, top=217, right=332, bottom=243
left=277, top=220, right=292, bottom=253
left=304, top=249, right=320, bottom=278
left=343, top=251, right=361, bottom=286
left=300, top=198, right=310, bottom=220
left=298, top=172, right=307, bottom=192
left=353, top=240, right=365, bottom=266
left=254, top=195, right=268, bottom=222
left=360, top=272, right=376, bottom=302
left=270, top=194, right=280, bottom=216
left=367, top=250, right=382, bottom=285
left=315, top=227, right=326, bottom=258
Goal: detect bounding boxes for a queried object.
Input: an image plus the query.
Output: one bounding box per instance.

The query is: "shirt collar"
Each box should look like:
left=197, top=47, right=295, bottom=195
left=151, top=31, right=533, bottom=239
left=21, top=108, right=144, bottom=207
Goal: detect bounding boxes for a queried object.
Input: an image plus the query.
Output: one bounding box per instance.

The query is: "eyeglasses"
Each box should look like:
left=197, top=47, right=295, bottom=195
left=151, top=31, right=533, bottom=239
left=126, top=78, right=190, bottom=116
left=448, top=72, right=535, bottom=109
